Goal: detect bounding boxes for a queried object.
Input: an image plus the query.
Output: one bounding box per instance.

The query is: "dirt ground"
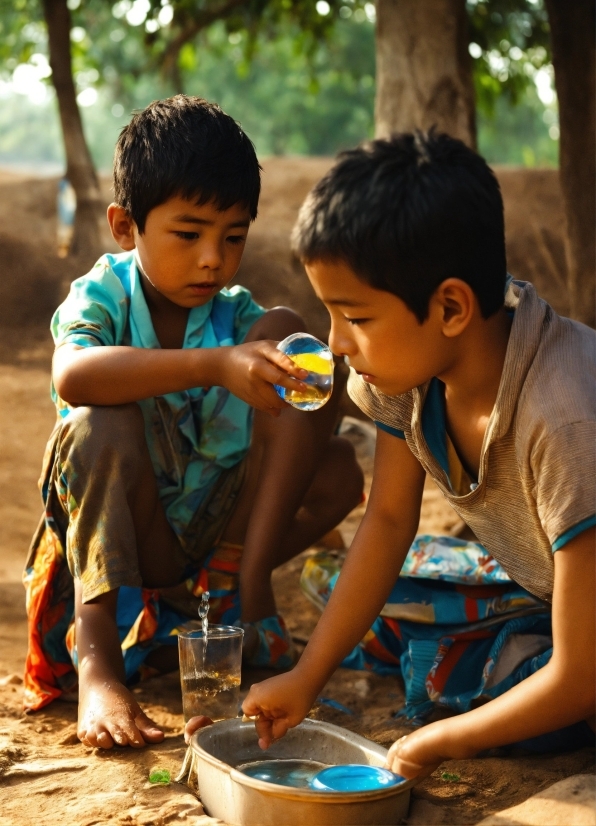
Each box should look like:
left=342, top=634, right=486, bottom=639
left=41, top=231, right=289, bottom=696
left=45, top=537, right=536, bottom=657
left=0, top=160, right=593, bottom=825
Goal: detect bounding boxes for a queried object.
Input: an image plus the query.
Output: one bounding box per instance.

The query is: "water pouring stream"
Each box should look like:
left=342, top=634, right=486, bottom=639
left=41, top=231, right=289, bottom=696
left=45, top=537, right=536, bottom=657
left=199, top=590, right=210, bottom=659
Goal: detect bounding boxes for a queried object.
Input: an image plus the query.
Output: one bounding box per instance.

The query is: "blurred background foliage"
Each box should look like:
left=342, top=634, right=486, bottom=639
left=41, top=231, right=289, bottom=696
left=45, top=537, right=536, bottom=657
left=0, top=0, right=558, bottom=171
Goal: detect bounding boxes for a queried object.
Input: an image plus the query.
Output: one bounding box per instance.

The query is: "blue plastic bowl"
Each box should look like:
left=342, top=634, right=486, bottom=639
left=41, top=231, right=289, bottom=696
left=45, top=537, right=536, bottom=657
left=309, top=764, right=406, bottom=793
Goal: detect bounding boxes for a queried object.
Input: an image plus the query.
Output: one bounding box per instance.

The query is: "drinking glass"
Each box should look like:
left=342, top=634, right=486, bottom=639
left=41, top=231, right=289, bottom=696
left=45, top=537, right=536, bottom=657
left=178, top=624, right=244, bottom=722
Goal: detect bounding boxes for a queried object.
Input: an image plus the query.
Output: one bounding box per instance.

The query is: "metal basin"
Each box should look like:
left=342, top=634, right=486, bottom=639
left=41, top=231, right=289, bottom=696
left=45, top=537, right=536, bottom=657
left=189, top=717, right=413, bottom=825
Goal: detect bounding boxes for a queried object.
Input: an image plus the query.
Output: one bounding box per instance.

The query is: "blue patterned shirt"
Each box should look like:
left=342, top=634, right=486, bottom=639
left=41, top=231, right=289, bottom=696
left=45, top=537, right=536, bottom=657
left=51, top=251, right=265, bottom=542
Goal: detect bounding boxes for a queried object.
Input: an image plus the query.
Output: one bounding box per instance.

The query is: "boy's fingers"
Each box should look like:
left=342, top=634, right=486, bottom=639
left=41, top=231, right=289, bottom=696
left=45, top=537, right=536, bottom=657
left=250, top=392, right=284, bottom=415
left=271, top=718, right=291, bottom=742
left=384, top=736, right=436, bottom=779
left=385, top=753, right=422, bottom=778
left=258, top=381, right=290, bottom=405
left=241, top=695, right=260, bottom=717
left=254, top=716, right=274, bottom=750
left=388, top=758, right=438, bottom=781
left=255, top=341, right=300, bottom=371
left=267, top=349, right=308, bottom=379
left=253, top=360, right=307, bottom=393
left=248, top=380, right=293, bottom=413
left=253, top=715, right=291, bottom=750
left=271, top=373, right=308, bottom=393
left=184, top=715, right=213, bottom=744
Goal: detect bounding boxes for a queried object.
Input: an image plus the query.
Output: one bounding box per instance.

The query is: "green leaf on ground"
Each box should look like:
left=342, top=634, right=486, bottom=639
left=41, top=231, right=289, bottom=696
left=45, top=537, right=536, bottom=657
left=149, top=769, right=171, bottom=784
left=441, top=772, right=461, bottom=782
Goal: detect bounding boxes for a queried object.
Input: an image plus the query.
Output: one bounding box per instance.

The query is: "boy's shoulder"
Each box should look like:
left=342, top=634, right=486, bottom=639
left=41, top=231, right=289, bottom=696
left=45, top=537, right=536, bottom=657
left=75, top=251, right=136, bottom=297
left=51, top=252, right=135, bottom=350
left=513, top=282, right=595, bottom=452
left=215, top=283, right=258, bottom=306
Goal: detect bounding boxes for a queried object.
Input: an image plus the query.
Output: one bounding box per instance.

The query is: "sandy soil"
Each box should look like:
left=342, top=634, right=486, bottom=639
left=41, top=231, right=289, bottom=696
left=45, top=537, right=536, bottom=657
left=0, top=161, right=592, bottom=825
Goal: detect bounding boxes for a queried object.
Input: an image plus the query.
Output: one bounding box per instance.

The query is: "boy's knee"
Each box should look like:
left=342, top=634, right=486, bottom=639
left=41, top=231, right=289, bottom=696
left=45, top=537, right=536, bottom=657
left=245, top=306, right=306, bottom=342
left=61, top=403, right=146, bottom=460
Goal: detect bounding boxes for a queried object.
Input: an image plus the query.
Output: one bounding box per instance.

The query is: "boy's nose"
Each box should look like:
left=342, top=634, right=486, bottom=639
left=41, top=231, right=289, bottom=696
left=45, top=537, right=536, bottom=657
left=329, top=324, right=355, bottom=359
left=196, top=242, right=223, bottom=270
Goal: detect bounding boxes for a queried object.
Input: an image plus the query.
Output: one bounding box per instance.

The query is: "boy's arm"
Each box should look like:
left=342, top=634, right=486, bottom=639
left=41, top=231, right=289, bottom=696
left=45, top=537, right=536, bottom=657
left=242, top=429, right=426, bottom=746
left=386, top=526, right=596, bottom=778
left=52, top=341, right=309, bottom=414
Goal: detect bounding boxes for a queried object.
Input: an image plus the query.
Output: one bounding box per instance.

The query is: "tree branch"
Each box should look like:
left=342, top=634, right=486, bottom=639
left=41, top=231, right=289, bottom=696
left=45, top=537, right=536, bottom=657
left=160, top=0, right=248, bottom=78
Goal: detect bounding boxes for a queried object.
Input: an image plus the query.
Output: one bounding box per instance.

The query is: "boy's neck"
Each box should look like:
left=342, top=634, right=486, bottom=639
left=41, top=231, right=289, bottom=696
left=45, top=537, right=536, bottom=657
left=441, top=306, right=512, bottom=412
left=438, top=306, right=512, bottom=477
left=138, top=268, right=190, bottom=350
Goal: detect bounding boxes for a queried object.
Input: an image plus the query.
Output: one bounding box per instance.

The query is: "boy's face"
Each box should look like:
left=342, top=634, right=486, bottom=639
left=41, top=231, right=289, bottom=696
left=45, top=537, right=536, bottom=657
left=112, top=195, right=251, bottom=309
left=305, top=259, right=451, bottom=397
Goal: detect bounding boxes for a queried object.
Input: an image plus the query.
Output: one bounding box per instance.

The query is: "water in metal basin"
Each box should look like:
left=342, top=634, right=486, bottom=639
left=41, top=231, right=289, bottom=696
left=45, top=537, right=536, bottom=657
left=237, top=758, right=329, bottom=788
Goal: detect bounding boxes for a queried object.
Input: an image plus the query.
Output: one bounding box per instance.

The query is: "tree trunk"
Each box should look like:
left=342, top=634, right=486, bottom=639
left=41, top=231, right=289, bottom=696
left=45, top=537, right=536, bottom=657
left=544, top=0, right=595, bottom=327
left=374, top=0, right=476, bottom=148
left=42, top=0, right=104, bottom=263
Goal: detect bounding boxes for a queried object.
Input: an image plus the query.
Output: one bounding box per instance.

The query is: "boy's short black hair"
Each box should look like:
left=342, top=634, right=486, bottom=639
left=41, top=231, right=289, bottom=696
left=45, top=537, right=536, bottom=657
left=113, top=95, right=261, bottom=232
left=292, top=131, right=507, bottom=321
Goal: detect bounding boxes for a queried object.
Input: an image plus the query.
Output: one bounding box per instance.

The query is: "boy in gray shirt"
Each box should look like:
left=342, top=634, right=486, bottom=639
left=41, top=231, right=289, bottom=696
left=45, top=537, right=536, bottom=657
left=241, top=132, right=595, bottom=775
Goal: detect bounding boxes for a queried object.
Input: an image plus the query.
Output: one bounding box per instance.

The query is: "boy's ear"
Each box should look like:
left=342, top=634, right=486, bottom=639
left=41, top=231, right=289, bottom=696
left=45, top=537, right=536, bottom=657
left=434, top=278, right=475, bottom=338
left=107, top=203, right=136, bottom=251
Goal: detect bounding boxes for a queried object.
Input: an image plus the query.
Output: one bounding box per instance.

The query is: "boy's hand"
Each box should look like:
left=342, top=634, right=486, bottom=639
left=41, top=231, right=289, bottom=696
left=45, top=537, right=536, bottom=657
left=385, top=725, right=445, bottom=780
left=242, top=670, right=316, bottom=749
left=219, top=340, right=309, bottom=416
left=184, top=715, right=214, bottom=744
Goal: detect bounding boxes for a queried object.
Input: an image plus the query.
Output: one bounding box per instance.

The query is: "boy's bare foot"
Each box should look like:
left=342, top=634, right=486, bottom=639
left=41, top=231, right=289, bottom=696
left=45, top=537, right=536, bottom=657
left=78, top=678, right=164, bottom=749
left=74, top=585, right=165, bottom=749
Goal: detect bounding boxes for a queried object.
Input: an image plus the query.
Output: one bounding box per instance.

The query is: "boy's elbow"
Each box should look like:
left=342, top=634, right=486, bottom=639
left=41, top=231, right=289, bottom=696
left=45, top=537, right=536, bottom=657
left=53, top=366, right=86, bottom=406
left=53, top=345, right=89, bottom=405
left=550, top=658, right=595, bottom=718
left=566, top=668, right=596, bottom=718
left=568, top=686, right=596, bottom=723
left=575, top=681, right=596, bottom=719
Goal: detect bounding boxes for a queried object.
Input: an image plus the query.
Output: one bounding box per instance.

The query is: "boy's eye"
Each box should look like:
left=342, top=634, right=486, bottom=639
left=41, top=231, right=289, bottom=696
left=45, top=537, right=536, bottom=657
left=175, top=231, right=199, bottom=240
left=345, top=317, right=369, bottom=326
left=227, top=235, right=246, bottom=245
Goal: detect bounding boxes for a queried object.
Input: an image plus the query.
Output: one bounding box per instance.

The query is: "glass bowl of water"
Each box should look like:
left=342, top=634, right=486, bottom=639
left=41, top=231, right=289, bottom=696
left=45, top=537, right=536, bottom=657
left=274, top=333, right=334, bottom=411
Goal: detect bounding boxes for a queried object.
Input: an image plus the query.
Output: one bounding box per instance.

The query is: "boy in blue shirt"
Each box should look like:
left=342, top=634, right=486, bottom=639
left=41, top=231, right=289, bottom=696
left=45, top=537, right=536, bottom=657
left=243, top=132, right=595, bottom=774
left=23, top=96, right=363, bottom=749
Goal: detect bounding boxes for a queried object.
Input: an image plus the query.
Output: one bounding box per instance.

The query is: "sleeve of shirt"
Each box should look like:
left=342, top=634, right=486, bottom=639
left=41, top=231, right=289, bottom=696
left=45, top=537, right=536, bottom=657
left=51, top=258, right=129, bottom=349
left=210, top=285, right=266, bottom=347
left=347, top=369, right=414, bottom=433
left=531, top=421, right=596, bottom=551
left=375, top=421, right=406, bottom=439
left=231, top=286, right=266, bottom=344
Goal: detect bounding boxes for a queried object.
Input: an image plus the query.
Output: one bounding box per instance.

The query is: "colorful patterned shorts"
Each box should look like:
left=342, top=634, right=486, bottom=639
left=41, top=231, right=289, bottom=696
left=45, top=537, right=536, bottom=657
left=301, top=536, right=593, bottom=752
left=23, top=406, right=290, bottom=711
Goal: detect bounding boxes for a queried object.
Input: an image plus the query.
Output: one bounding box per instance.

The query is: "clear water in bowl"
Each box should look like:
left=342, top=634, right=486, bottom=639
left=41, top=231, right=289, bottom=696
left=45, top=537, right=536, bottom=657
left=310, top=764, right=406, bottom=792
left=237, top=758, right=330, bottom=789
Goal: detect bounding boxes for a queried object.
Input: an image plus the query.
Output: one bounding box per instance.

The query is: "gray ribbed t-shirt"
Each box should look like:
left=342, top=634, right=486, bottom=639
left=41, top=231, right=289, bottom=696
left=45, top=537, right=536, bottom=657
left=348, top=280, right=596, bottom=603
